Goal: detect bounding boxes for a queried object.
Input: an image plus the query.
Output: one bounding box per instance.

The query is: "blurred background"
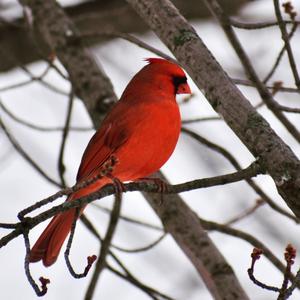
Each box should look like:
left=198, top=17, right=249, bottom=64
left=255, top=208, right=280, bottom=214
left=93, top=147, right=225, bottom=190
left=1, top=0, right=300, bottom=299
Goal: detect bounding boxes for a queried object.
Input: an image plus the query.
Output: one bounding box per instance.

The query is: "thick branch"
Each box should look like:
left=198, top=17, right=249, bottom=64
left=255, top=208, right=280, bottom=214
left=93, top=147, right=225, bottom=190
left=0, top=164, right=261, bottom=252
left=143, top=173, right=249, bottom=300
left=203, top=0, right=300, bottom=143
left=1, top=164, right=259, bottom=298
left=126, top=0, right=300, bottom=219
left=1, top=0, right=252, bottom=72
left=15, top=0, right=254, bottom=298
left=20, top=0, right=118, bottom=125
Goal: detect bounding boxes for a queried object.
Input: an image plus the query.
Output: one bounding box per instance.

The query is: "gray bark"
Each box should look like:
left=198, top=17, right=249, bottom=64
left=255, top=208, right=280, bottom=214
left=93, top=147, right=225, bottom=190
left=18, top=0, right=250, bottom=298
left=1, top=0, right=255, bottom=72
left=126, top=0, right=300, bottom=220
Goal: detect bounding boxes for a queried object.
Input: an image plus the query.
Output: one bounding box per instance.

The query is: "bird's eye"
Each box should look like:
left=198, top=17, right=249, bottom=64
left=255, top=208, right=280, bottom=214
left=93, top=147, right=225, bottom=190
left=172, top=76, right=187, bottom=94
left=172, top=76, right=187, bottom=87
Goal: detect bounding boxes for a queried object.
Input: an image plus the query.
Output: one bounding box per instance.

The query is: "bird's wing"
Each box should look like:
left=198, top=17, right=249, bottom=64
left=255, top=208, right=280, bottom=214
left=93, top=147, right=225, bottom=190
left=76, top=96, right=154, bottom=181
left=76, top=121, right=129, bottom=181
left=76, top=99, right=144, bottom=181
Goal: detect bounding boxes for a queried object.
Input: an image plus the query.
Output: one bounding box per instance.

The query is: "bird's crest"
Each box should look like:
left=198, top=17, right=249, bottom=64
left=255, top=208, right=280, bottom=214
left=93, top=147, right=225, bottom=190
left=145, top=57, right=171, bottom=65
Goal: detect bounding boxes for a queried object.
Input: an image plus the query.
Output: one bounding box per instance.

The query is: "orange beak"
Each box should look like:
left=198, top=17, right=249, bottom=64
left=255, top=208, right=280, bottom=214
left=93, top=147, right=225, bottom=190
left=177, top=82, right=191, bottom=94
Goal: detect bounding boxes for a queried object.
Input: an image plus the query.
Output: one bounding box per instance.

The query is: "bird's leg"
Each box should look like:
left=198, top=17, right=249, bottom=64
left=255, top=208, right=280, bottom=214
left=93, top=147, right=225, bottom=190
left=138, top=177, right=168, bottom=192
left=109, top=176, right=126, bottom=194
left=137, top=177, right=168, bottom=205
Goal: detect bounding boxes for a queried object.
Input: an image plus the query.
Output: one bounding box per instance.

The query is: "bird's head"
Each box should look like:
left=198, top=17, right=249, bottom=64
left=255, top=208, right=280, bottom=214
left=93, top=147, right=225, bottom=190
left=144, top=58, right=191, bottom=95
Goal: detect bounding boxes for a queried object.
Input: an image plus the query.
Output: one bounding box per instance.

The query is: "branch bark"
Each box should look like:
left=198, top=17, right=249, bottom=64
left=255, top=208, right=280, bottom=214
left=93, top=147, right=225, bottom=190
left=1, top=0, right=252, bottom=72
left=126, top=0, right=300, bottom=219
left=0, top=163, right=261, bottom=249
left=203, top=0, right=300, bottom=143
left=143, top=173, right=250, bottom=300
left=20, top=0, right=117, bottom=125
left=16, top=0, right=250, bottom=298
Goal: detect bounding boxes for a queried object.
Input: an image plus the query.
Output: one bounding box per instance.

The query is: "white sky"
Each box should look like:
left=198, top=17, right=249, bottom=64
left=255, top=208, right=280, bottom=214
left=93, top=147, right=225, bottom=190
left=1, top=0, right=300, bottom=299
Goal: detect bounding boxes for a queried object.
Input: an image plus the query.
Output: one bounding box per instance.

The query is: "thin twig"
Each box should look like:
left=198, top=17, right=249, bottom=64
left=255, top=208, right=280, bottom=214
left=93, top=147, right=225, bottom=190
left=23, top=229, right=50, bottom=296
left=109, top=243, right=175, bottom=300
left=285, top=268, right=300, bottom=297
left=17, top=171, right=104, bottom=220
left=91, top=203, right=163, bottom=232
left=84, top=205, right=299, bottom=291
left=20, top=63, right=51, bottom=80
left=82, top=30, right=175, bottom=64
left=232, top=78, right=300, bottom=94
left=64, top=208, right=97, bottom=278
left=0, top=116, right=61, bottom=188
left=80, top=215, right=172, bottom=299
left=182, top=116, right=222, bottom=124
left=84, top=192, right=122, bottom=300
left=247, top=248, right=280, bottom=292
left=16, top=37, right=69, bottom=95
left=276, top=104, right=300, bottom=114
left=0, top=161, right=262, bottom=248
left=231, top=19, right=300, bottom=30
left=0, top=63, right=68, bottom=96
left=0, top=99, right=92, bottom=132
left=182, top=127, right=298, bottom=223
left=278, top=244, right=296, bottom=299
left=205, top=0, right=300, bottom=143
left=0, top=223, right=18, bottom=229
left=43, top=58, right=69, bottom=81
left=17, top=156, right=118, bottom=220
left=273, top=0, right=300, bottom=90
left=0, top=79, right=34, bottom=92
left=57, top=89, right=74, bottom=187
left=200, top=218, right=296, bottom=283
left=224, top=198, right=265, bottom=226
left=111, top=232, right=167, bottom=253
left=263, top=23, right=298, bottom=84
left=107, top=264, right=175, bottom=300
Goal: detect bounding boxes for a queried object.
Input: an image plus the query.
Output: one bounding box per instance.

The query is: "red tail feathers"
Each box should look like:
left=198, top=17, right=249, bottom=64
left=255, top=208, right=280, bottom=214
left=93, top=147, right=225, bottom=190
left=29, top=207, right=77, bottom=266
left=30, top=177, right=110, bottom=266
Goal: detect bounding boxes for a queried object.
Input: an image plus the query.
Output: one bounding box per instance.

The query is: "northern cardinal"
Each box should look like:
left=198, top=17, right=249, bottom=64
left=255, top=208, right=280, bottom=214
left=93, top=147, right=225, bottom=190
left=29, top=58, right=191, bottom=266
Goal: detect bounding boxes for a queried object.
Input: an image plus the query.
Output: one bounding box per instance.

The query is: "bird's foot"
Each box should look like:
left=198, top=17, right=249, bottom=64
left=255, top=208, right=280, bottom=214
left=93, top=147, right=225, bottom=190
left=98, top=155, right=125, bottom=194
left=111, top=177, right=126, bottom=194
left=138, top=177, right=167, bottom=205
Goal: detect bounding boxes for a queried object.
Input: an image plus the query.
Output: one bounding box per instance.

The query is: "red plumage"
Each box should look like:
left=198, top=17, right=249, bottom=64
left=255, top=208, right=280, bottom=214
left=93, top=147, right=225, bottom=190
left=29, top=58, right=191, bottom=266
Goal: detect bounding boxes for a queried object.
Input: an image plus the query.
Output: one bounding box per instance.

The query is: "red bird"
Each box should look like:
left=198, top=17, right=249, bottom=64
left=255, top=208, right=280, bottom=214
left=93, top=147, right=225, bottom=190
left=29, top=58, right=191, bottom=266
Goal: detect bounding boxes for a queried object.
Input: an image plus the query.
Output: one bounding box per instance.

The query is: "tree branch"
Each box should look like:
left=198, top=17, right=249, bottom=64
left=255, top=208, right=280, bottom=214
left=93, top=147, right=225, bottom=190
left=84, top=193, right=122, bottom=300
left=203, top=0, right=300, bottom=143
left=182, top=127, right=298, bottom=223
left=0, top=162, right=261, bottom=247
left=13, top=0, right=258, bottom=298
left=1, top=0, right=253, bottom=72
left=20, top=0, right=118, bottom=125
left=273, top=0, right=300, bottom=90
left=126, top=0, right=300, bottom=220
left=143, top=172, right=250, bottom=300
left=0, top=116, right=61, bottom=188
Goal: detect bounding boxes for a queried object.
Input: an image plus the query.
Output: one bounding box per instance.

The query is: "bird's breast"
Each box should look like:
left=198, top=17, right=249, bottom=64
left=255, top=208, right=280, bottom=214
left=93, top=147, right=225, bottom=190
left=113, top=100, right=181, bottom=181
